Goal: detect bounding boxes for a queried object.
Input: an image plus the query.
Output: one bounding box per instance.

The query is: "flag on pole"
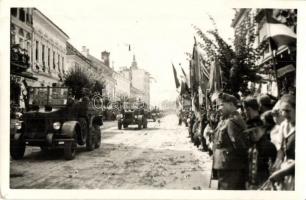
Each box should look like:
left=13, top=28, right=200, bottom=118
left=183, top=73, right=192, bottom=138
left=208, top=60, right=222, bottom=94
left=172, top=64, right=180, bottom=89
left=190, top=37, right=201, bottom=95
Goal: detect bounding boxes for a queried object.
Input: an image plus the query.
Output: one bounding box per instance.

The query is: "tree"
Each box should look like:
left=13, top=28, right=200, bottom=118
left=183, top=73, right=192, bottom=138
left=193, top=11, right=262, bottom=97
left=63, top=66, right=105, bottom=100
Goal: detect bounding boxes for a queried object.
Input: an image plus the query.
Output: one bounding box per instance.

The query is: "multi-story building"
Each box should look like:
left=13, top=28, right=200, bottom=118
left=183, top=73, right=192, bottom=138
left=66, top=42, right=94, bottom=75
left=81, top=47, right=116, bottom=100
left=31, top=8, right=69, bottom=87
left=10, top=8, right=37, bottom=107
left=254, top=9, right=296, bottom=96
left=113, top=71, right=131, bottom=100
left=231, top=9, right=296, bottom=96
left=129, top=55, right=151, bottom=106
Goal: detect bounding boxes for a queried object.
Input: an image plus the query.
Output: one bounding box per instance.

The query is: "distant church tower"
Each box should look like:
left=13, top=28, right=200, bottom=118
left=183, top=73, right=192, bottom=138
left=131, top=54, right=138, bottom=69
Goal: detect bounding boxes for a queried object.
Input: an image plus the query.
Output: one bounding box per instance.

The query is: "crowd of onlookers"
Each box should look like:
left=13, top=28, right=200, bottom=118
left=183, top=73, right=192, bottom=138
left=179, top=92, right=295, bottom=190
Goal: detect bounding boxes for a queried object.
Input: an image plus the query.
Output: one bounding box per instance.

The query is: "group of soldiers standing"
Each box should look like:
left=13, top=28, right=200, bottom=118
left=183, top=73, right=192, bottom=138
left=181, top=91, right=295, bottom=190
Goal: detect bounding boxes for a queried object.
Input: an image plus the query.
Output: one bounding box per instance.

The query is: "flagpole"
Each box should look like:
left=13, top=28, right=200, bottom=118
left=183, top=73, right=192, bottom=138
left=265, top=10, right=280, bottom=97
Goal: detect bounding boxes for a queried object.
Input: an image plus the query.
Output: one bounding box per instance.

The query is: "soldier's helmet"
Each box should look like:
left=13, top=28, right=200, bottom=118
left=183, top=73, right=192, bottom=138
left=215, top=92, right=238, bottom=106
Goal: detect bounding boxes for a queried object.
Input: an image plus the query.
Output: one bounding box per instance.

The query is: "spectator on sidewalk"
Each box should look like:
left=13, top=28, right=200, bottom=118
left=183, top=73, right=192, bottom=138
left=212, top=92, right=248, bottom=190
left=245, top=113, right=277, bottom=190
left=242, top=96, right=262, bottom=129
left=269, top=94, right=295, bottom=190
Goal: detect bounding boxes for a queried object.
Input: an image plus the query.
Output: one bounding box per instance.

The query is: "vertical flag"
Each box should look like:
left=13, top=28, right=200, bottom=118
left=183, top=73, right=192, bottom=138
left=208, top=60, right=222, bottom=94
left=172, top=64, right=180, bottom=89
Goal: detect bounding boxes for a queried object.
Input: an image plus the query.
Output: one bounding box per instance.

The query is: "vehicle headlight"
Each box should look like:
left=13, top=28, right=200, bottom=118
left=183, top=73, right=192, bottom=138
left=187, top=118, right=191, bottom=123
left=117, top=114, right=123, bottom=120
left=53, top=122, right=61, bottom=130
left=15, top=121, right=22, bottom=130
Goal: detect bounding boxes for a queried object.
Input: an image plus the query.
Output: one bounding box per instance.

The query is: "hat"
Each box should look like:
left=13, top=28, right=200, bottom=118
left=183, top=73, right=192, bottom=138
left=216, top=92, right=238, bottom=106
left=243, top=96, right=259, bottom=110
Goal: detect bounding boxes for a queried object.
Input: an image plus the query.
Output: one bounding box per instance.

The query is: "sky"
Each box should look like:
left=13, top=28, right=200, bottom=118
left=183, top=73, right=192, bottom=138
left=10, top=0, right=235, bottom=106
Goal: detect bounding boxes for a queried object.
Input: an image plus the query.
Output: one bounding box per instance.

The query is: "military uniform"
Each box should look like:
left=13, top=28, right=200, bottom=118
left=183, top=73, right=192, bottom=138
left=213, top=111, right=248, bottom=190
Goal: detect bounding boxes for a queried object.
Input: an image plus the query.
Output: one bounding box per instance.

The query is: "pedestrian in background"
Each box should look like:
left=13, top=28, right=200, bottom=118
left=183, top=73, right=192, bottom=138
left=212, top=92, right=248, bottom=190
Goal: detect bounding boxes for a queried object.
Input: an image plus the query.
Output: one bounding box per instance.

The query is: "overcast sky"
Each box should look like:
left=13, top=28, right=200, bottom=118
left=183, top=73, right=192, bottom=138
left=9, top=0, right=236, bottom=106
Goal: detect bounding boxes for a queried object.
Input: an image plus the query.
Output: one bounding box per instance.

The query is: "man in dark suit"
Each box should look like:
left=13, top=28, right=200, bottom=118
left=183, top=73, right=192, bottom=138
left=212, top=92, right=248, bottom=190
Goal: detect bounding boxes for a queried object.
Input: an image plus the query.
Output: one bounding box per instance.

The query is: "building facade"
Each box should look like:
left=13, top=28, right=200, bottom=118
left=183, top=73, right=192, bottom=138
left=66, top=42, right=93, bottom=75
left=81, top=47, right=116, bottom=100
left=129, top=55, right=151, bottom=106
left=31, top=8, right=69, bottom=87
left=231, top=9, right=296, bottom=97
left=113, top=71, right=131, bottom=100
left=10, top=8, right=37, bottom=107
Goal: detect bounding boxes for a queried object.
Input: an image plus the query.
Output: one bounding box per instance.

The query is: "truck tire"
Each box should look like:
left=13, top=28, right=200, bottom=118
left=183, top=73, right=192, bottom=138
left=118, top=121, right=122, bottom=130
left=143, top=119, right=147, bottom=128
left=78, top=118, right=88, bottom=145
left=64, top=141, right=76, bottom=160
left=137, top=121, right=142, bottom=130
left=94, top=126, right=101, bottom=148
left=86, top=130, right=95, bottom=151
left=10, top=138, right=25, bottom=160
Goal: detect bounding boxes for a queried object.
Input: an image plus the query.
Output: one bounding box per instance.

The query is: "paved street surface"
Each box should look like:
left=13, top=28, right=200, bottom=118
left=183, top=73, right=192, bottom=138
left=10, top=114, right=212, bottom=189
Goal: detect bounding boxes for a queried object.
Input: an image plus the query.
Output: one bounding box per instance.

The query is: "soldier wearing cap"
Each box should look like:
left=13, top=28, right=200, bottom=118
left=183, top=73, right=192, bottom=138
left=213, top=92, right=248, bottom=190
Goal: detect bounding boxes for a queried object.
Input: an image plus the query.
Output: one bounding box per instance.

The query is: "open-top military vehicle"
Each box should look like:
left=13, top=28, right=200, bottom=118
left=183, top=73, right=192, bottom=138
left=10, top=86, right=103, bottom=160
left=117, top=101, right=148, bottom=130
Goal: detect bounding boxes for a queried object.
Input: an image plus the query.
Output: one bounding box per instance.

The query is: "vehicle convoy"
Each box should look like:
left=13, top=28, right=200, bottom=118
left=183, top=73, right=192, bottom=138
left=117, top=102, right=148, bottom=130
left=148, top=107, right=160, bottom=122
left=10, top=87, right=103, bottom=160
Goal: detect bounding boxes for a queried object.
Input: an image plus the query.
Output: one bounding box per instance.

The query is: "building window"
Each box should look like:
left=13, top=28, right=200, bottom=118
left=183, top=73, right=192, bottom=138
left=26, top=32, right=31, bottom=40
left=48, top=48, right=50, bottom=68
left=18, top=28, right=24, bottom=37
left=58, top=54, right=60, bottom=71
left=11, top=8, right=17, bottom=17
left=19, top=38, right=23, bottom=48
left=62, top=57, right=64, bottom=73
left=35, top=41, right=39, bottom=61
left=10, top=24, right=16, bottom=45
left=19, top=8, right=25, bottom=22
left=53, top=51, right=56, bottom=69
left=42, top=44, right=45, bottom=71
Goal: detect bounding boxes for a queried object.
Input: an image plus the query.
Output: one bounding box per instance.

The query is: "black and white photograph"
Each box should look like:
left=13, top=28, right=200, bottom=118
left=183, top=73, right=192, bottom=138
left=0, top=0, right=305, bottom=199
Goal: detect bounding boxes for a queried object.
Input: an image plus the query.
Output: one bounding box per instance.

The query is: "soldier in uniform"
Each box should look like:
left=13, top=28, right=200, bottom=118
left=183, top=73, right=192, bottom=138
left=212, top=92, right=248, bottom=190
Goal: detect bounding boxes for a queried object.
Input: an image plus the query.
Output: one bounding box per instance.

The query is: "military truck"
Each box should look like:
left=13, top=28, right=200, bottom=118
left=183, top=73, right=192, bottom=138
left=10, top=87, right=103, bottom=160
left=117, top=102, right=148, bottom=130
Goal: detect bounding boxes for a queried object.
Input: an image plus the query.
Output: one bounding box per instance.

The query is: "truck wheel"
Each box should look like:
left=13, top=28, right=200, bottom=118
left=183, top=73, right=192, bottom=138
left=78, top=118, right=88, bottom=145
left=94, top=126, right=101, bottom=148
left=137, top=121, right=142, bottom=130
left=86, top=131, right=95, bottom=151
left=143, top=120, right=147, bottom=128
left=10, top=138, right=25, bottom=160
left=118, top=121, right=122, bottom=130
left=64, top=141, right=76, bottom=160
left=40, top=146, right=49, bottom=154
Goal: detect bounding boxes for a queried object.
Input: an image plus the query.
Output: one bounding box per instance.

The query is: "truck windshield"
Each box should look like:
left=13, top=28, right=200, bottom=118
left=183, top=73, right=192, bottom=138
left=28, top=87, right=69, bottom=106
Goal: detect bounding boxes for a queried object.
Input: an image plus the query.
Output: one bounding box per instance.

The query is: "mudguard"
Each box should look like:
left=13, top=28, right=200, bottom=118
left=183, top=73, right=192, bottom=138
left=61, top=121, right=79, bottom=138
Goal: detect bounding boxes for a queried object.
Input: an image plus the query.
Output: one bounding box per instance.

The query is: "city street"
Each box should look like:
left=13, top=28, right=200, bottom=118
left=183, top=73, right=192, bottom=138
left=10, top=114, right=212, bottom=189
